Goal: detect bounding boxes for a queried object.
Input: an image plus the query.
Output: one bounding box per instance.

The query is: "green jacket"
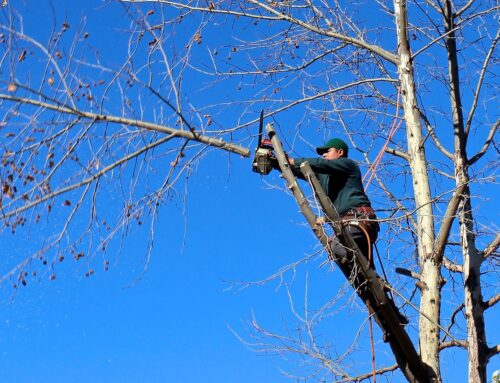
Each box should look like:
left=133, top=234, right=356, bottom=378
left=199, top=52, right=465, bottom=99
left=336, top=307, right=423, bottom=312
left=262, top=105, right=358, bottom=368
left=292, top=157, right=371, bottom=216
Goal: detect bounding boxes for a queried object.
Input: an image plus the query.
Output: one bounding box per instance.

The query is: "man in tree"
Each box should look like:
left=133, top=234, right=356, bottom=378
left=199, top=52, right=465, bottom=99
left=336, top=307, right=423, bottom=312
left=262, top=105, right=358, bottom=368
left=287, top=138, right=379, bottom=268
left=282, top=138, right=408, bottom=328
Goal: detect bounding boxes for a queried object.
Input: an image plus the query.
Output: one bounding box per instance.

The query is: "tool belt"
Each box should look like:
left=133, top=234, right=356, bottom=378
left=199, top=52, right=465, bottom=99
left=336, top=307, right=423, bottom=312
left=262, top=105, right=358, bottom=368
left=341, top=205, right=380, bottom=242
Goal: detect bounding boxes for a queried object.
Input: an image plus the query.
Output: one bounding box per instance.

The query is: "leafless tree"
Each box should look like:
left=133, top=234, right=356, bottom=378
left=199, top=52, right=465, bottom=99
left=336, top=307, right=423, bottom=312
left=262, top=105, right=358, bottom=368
left=0, top=1, right=498, bottom=382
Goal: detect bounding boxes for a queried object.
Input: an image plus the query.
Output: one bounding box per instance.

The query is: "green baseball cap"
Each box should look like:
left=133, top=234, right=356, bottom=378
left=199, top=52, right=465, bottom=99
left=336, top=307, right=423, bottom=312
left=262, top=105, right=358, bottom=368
left=316, top=138, right=349, bottom=156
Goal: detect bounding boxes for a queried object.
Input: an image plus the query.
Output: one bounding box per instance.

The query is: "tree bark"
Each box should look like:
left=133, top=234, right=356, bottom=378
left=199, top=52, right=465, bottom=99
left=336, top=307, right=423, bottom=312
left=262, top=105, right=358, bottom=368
left=394, top=1, right=440, bottom=380
left=443, top=2, right=487, bottom=381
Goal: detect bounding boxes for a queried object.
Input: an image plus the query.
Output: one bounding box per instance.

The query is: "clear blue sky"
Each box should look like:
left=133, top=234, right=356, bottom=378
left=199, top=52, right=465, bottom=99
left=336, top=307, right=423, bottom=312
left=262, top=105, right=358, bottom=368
left=0, top=1, right=498, bottom=382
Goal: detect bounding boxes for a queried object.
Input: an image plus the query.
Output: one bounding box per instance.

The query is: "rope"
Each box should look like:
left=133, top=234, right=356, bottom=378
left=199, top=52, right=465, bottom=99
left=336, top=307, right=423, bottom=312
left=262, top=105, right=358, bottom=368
left=363, top=88, right=403, bottom=190
left=344, top=221, right=373, bottom=267
left=374, top=242, right=394, bottom=300
left=356, top=222, right=373, bottom=267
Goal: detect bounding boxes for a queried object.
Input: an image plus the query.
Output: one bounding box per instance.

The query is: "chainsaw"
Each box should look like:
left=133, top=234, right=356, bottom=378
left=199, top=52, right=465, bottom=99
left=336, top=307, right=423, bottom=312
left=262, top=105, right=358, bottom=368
left=251, top=110, right=275, bottom=175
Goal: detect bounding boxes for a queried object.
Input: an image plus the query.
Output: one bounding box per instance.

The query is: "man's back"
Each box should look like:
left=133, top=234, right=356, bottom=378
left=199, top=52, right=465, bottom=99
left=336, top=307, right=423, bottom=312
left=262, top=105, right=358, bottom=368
left=292, top=157, right=371, bottom=215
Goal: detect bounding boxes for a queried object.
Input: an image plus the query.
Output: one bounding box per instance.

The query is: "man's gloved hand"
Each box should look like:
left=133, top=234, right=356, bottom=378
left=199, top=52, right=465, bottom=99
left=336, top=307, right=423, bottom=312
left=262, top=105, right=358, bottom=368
left=268, top=152, right=294, bottom=170
left=269, top=155, right=280, bottom=170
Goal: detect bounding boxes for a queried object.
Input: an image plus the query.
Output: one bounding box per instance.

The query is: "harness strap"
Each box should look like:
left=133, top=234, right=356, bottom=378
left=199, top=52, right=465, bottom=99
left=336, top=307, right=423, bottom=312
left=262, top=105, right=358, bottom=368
left=342, top=205, right=379, bottom=243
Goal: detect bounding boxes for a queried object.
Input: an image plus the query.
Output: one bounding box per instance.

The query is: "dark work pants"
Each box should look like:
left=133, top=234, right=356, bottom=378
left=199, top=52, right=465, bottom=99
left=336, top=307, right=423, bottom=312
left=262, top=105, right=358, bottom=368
left=331, top=224, right=372, bottom=268
left=331, top=224, right=408, bottom=328
left=331, top=224, right=374, bottom=296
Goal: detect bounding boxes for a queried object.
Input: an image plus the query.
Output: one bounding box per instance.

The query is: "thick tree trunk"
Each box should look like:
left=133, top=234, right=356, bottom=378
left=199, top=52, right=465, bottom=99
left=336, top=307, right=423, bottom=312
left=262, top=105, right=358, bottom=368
left=394, top=1, right=440, bottom=380
left=461, top=186, right=487, bottom=383
left=443, top=2, right=488, bottom=380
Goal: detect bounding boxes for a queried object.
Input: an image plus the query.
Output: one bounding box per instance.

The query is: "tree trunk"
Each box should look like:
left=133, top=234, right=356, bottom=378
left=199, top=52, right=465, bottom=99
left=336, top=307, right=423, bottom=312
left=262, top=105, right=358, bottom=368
left=443, top=1, right=488, bottom=380
left=461, top=185, right=487, bottom=383
left=394, top=1, right=440, bottom=380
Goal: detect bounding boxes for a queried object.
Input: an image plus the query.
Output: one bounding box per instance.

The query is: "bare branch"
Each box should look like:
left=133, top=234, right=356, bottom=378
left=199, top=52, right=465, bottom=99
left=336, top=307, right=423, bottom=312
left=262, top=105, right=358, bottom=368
left=442, top=257, right=463, bottom=273
left=424, top=0, right=443, bottom=14
left=468, top=119, right=500, bottom=165
left=455, top=0, right=476, bottom=18
left=411, top=26, right=460, bottom=59
left=420, top=112, right=454, bottom=160
left=336, top=364, right=399, bottom=382
left=487, top=344, right=500, bottom=361
left=433, top=182, right=467, bottom=261
left=464, top=28, right=499, bottom=137
left=481, top=233, right=500, bottom=259
left=384, top=147, right=410, bottom=161
left=247, top=0, right=400, bottom=65
left=119, top=0, right=282, bottom=20
left=443, top=303, right=465, bottom=339
left=250, top=78, right=399, bottom=128
left=483, top=294, right=500, bottom=310
left=0, top=93, right=250, bottom=156
left=439, top=340, right=468, bottom=350
left=387, top=285, right=459, bottom=342
left=0, top=25, right=76, bottom=109
left=370, top=170, right=417, bottom=229
left=0, top=134, right=175, bottom=219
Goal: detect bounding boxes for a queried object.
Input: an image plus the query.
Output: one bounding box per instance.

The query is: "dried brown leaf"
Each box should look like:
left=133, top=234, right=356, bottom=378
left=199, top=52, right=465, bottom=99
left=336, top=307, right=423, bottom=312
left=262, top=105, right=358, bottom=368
left=2, top=183, right=14, bottom=198
left=193, top=32, right=202, bottom=44
left=18, top=50, right=27, bottom=62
